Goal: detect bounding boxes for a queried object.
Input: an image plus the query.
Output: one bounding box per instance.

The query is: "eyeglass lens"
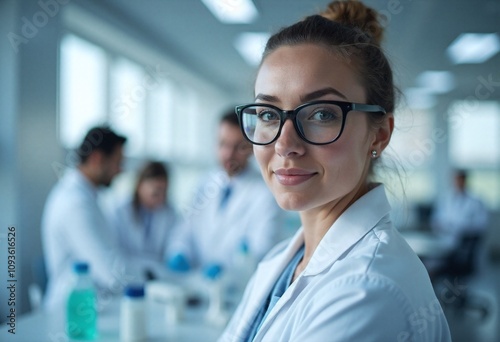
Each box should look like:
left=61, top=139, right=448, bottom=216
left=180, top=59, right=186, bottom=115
left=240, top=103, right=344, bottom=144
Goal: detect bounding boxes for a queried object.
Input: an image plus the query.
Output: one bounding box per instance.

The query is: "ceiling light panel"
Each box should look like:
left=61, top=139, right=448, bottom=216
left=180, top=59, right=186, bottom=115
left=416, top=71, right=455, bottom=94
left=234, top=32, right=270, bottom=66
left=201, top=0, right=258, bottom=24
left=447, top=33, right=500, bottom=64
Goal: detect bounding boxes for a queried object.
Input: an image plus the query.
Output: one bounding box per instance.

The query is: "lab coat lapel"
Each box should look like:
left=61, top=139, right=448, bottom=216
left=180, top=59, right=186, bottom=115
left=235, top=231, right=305, bottom=338
left=254, top=269, right=305, bottom=341
left=305, top=184, right=391, bottom=276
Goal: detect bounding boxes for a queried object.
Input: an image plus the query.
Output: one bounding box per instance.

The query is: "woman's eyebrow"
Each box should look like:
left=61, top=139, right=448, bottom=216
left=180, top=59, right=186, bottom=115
left=300, top=87, right=348, bottom=102
left=254, top=93, right=278, bottom=102
left=254, top=87, right=347, bottom=103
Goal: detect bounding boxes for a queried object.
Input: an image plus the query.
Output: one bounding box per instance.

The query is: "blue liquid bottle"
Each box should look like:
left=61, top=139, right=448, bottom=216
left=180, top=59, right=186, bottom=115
left=66, top=262, right=97, bottom=340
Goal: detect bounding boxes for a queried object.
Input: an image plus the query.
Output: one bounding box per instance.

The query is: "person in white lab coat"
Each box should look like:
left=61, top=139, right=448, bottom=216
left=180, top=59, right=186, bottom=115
left=168, top=110, right=284, bottom=273
left=109, top=161, right=178, bottom=271
left=42, top=126, right=145, bottom=311
left=431, top=169, right=489, bottom=248
left=427, top=169, right=489, bottom=277
left=219, top=1, right=451, bottom=341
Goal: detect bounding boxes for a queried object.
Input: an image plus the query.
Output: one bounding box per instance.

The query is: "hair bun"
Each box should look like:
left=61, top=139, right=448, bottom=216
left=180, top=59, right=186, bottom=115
left=320, top=0, right=384, bottom=45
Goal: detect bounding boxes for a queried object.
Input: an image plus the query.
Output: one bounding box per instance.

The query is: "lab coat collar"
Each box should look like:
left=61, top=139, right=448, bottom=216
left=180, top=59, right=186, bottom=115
left=304, top=183, right=391, bottom=276
left=256, top=231, right=305, bottom=282
left=251, top=184, right=391, bottom=340
left=254, top=184, right=391, bottom=285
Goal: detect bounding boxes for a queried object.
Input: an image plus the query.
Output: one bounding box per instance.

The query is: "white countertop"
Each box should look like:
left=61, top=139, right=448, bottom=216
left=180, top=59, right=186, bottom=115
left=1, top=276, right=234, bottom=342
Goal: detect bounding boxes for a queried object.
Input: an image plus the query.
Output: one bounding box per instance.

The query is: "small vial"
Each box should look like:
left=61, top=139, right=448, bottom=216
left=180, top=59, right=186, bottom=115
left=120, top=285, right=146, bottom=341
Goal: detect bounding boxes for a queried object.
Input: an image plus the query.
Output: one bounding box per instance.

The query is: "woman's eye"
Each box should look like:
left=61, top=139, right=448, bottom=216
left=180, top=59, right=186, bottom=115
left=257, top=110, right=279, bottom=122
left=310, top=110, right=338, bottom=121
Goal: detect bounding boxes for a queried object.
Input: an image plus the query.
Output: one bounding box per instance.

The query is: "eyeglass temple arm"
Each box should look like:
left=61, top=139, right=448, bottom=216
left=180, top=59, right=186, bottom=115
left=351, top=103, right=386, bottom=114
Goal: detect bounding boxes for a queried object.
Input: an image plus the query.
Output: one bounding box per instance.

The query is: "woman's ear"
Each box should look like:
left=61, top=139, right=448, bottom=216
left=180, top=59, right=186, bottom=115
left=370, top=113, right=394, bottom=153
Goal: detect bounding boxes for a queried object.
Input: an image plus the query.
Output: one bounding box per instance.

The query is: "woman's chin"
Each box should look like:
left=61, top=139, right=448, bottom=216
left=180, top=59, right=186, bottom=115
left=275, top=192, right=310, bottom=212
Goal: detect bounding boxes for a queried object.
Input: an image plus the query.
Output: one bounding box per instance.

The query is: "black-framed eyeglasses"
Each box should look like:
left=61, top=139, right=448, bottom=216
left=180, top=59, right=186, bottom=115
left=235, top=100, right=386, bottom=145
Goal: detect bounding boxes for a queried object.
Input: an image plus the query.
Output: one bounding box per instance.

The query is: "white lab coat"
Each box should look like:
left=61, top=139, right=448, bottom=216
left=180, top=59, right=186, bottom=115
left=170, top=166, right=285, bottom=271
left=431, top=190, right=489, bottom=247
left=219, top=185, right=451, bottom=342
left=109, top=199, right=178, bottom=262
left=41, top=169, right=146, bottom=311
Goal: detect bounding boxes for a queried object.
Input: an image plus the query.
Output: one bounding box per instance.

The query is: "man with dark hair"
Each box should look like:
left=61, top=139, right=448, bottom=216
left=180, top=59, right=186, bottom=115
left=74, top=126, right=127, bottom=186
left=42, top=126, right=140, bottom=311
left=77, top=126, right=127, bottom=163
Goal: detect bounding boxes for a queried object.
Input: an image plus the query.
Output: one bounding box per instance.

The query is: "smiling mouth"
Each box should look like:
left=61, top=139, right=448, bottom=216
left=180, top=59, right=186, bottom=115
left=273, top=169, right=317, bottom=186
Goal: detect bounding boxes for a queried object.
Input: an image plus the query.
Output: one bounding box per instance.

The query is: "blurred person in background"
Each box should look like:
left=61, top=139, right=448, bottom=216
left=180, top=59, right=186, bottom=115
left=428, top=169, right=490, bottom=277
left=41, top=126, right=145, bottom=311
left=167, top=110, right=284, bottom=277
left=431, top=169, right=489, bottom=248
left=109, top=160, right=178, bottom=278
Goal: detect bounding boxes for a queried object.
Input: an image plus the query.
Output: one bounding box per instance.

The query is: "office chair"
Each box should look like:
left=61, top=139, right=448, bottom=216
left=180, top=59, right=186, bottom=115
left=435, top=233, right=490, bottom=321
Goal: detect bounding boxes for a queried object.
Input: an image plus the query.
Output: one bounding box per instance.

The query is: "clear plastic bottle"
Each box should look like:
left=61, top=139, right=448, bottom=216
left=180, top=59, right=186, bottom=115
left=66, top=262, right=97, bottom=340
left=120, top=285, right=147, bottom=341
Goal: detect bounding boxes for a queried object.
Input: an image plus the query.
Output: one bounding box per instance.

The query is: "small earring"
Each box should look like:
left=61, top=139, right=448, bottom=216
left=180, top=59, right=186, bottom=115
left=371, top=150, right=378, bottom=158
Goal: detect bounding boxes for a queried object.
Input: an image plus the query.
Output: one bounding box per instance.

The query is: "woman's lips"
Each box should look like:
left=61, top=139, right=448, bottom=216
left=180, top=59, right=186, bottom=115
left=274, top=168, right=317, bottom=186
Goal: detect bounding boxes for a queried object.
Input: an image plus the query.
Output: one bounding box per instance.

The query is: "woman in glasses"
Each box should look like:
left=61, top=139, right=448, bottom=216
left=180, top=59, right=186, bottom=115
left=219, top=1, right=451, bottom=341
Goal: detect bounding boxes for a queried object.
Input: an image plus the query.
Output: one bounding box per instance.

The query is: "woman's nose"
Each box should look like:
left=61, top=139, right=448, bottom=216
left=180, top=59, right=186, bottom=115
left=274, top=119, right=306, bottom=158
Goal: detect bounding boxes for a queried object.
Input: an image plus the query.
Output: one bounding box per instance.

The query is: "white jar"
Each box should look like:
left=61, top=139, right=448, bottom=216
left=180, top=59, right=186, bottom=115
left=120, top=285, right=146, bottom=341
left=145, top=281, right=186, bottom=325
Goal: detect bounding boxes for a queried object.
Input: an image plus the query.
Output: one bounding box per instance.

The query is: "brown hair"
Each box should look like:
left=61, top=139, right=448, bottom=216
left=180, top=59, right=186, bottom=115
left=132, top=161, right=168, bottom=217
left=261, top=0, right=396, bottom=116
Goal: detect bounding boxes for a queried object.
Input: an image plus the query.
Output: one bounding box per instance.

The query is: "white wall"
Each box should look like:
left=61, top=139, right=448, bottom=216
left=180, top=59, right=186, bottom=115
left=0, top=0, right=63, bottom=319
